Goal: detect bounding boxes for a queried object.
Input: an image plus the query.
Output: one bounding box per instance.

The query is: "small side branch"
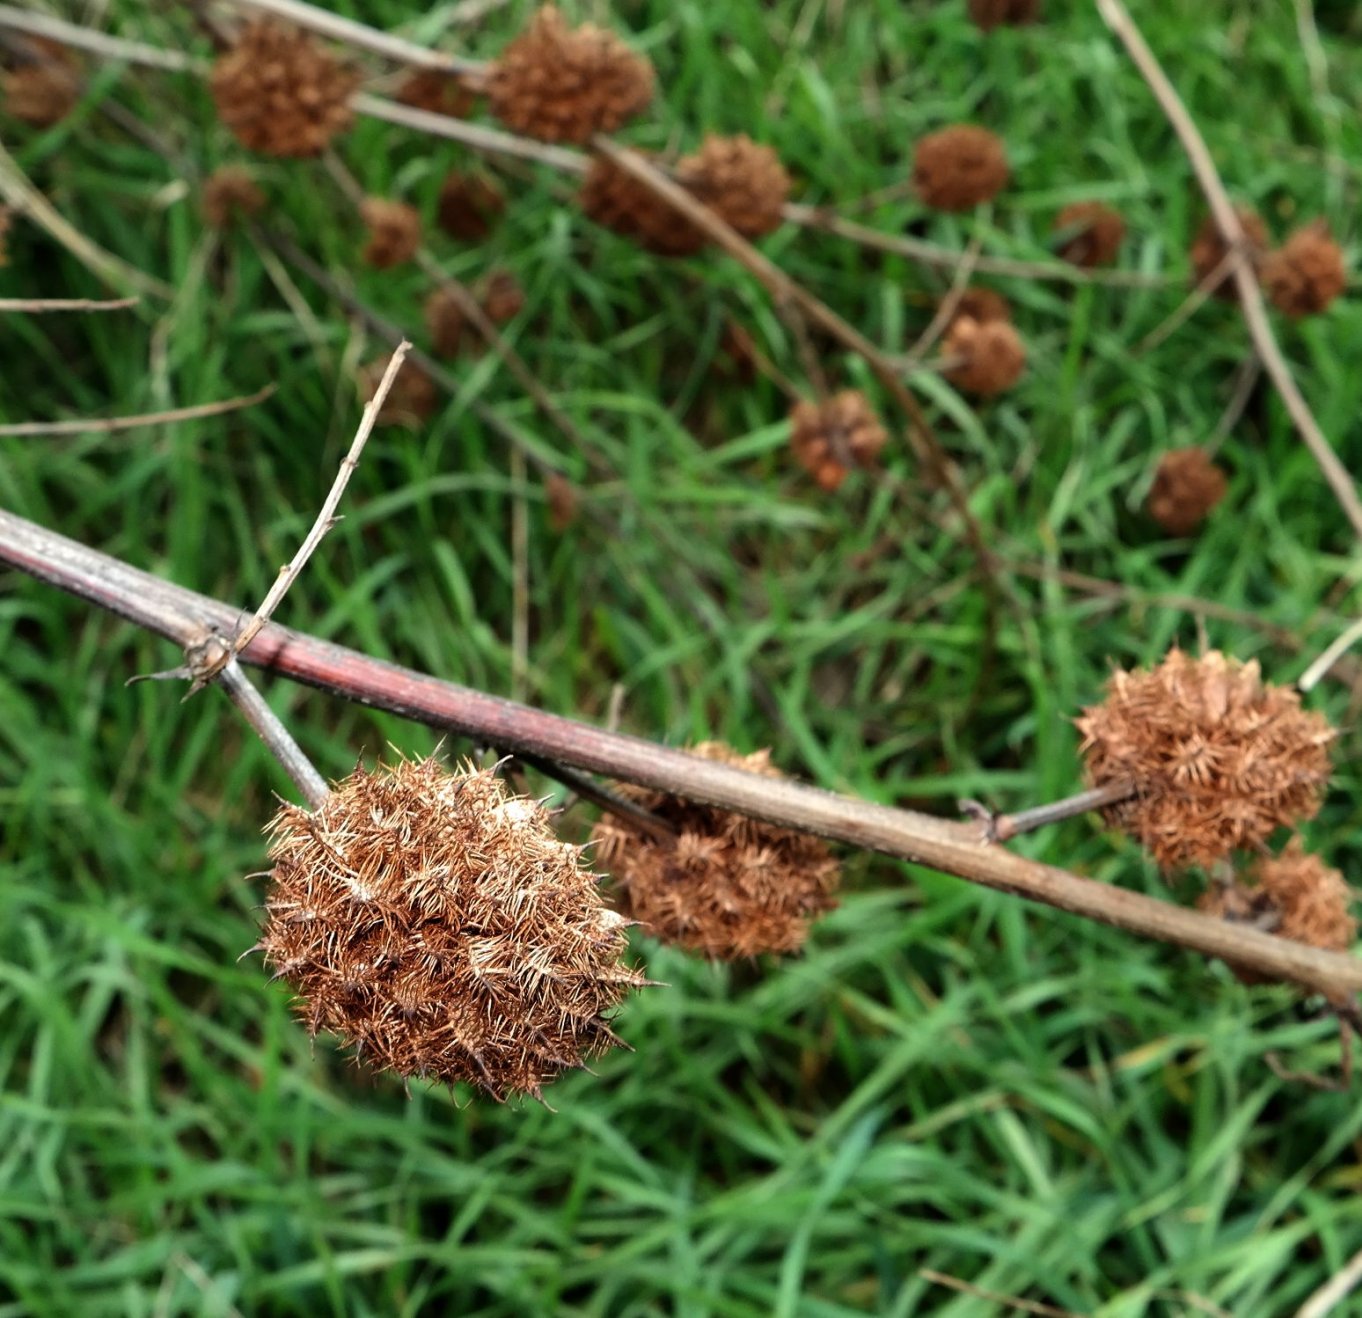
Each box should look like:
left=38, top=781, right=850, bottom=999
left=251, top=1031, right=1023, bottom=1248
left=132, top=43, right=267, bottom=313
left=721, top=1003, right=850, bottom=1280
left=0, top=385, right=274, bottom=438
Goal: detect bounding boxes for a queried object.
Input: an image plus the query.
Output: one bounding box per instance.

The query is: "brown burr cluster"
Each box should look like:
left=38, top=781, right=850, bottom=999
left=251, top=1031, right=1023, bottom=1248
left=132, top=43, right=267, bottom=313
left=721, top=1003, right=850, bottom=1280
left=591, top=743, right=841, bottom=960
left=579, top=155, right=707, bottom=256
left=436, top=172, right=505, bottom=242
left=260, top=758, right=647, bottom=1098
left=395, top=68, right=476, bottom=119
left=1054, top=201, right=1126, bottom=268
left=3, top=37, right=80, bottom=128
left=210, top=20, right=359, bottom=158
left=1188, top=208, right=1268, bottom=300
left=968, top=0, right=1041, bottom=30
left=424, top=287, right=467, bottom=359
left=675, top=135, right=792, bottom=239
left=358, top=357, right=439, bottom=426
left=1076, top=649, right=1334, bottom=871
left=788, top=390, right=889, bottom=490
left=1146, top=447, right=1227, bottom=535
left=201, top=166, right=266, bottom=228
left=487, top=5, right=654, bottom=144
left=913, top=126, right=1009, bottom=211
left=944, top=315, right=1026, bottom=396
left=949, top=287, right=1012, bottom=325
left=1261, top=222, right=1346, bottom=318
left=478, top=269, right=525, bottom=324
left=360, top=198, right=422, bottom=269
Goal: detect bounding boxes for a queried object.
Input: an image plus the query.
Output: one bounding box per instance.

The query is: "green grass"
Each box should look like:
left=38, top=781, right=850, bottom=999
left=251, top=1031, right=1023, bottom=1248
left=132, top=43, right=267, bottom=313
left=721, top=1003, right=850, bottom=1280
left=3, top=0, right=1362, bottom=1313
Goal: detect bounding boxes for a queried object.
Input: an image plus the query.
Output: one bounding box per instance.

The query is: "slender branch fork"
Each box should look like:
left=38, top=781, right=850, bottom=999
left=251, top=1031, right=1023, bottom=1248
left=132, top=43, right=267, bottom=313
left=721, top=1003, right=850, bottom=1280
left=2, top=506, right=1359, bottom=999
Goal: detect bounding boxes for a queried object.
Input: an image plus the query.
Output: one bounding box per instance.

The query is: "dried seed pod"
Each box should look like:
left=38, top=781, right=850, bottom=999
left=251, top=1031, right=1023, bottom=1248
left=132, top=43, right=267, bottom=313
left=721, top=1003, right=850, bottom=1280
left=788, top=390, right=888, bottom=491
left=261, top=758, right=647, bottom=1097
left=1054, top=201, right=1126, bottom=268
left=395, top=68, right=476, bottom=118
left=913, top=125, right=1009, bottom=212
left=1147, top=447, right=1227, bottom=536
left=210, top=20, right=359, bottom=158
left=436, top=172, right=505, bottom=242
left=1261, top=222, right=1346, bottom=318
left=424, top=287, right=467, bottom=359
left=968, top=0, right=1041, bottom=30
left=478, top=268, right=525, bottom=324
left=591, top=743, right=840, bottom=960
left=357, top=356, right=439, bottom=426
left=360, top=198, right=422, bottom=269
left=674, top=134, right=791, bottom=239
left=1076, top=649, right=1334, bottom=870
left=1189, top=208, right=1268, bottom=300
left=545, top=472, right=579, bottom=531
left=3, top=37, right=80, bottom=127
left=487, top=5, right=653, bottom=144
left=201, top=166, right=266, bottom=228
left=949, top=287, right=1011, bottom=325
left=579, top=155, right=707, bottom=257
left=943, top=315, right=1026, bottom=396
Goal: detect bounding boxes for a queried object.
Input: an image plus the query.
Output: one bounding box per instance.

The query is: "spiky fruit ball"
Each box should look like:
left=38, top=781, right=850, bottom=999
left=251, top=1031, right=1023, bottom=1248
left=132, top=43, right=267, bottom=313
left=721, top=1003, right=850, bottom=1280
left=1188, top=208, right=1268, bottom=300
left=968, top=0, right=1041, bottom=30
left=2, top=37, right=80, bottom=127
left=201, top=166, right=266, bottom=228
left=360, top=198, right=422, bottom=269
left=591, top=743, right=841, bottom=960
left=944, top=315, right=1026, bottom=396
left=950, top=287, right=1011, bottom=325
left=1054, top=201, right=1126, bottom=268
left=1077, top=650, right=1334, bottom=871
left=436, top=172, right=505, bottom=242
left=487, top=5, right=653, bottom=144
left=675, top=135, right=791, bottom=239
left=912, top=126, right=1009, bottom=211
left=260, top=759, right=647, bottom=1098
left=788, top=390, right=888, bottom=491
left=1146, top=447, right=1227, bottom=535
left=210, top=20, right=359, bottom=157
left=579, top=155, right=707, bottom=256
left=1261, top=222, right=1346, bottom=318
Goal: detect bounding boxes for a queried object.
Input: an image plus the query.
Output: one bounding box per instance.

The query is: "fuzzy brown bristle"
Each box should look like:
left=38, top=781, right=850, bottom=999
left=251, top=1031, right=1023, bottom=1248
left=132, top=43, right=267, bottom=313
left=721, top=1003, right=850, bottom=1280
left=1146, top=447, right=1227, bottom=536
left=913, top=126, right=1009, bottom=212
left=1261, top=222, right=1346, bottom=318
left=357, top=357, right=439, bottom=426
left=1076, top=650, right=1334, bottom=870
left=674, top=134, right=791, bottom=239
left=210, top=20, right=359, bottom=157
left=259, top=757, right=647, bottom=1097
left=360, top=198, right=422, bottom=269
left=788, top=390, right=888, bottom=491
left=944, top=316, right=1026, bottom=396
left=436, top=172, right=505, bottom=242
left=202, top=166, right=266, bottom=228
left=3, top=37, right=80, bottom=127
left=579, top=155, right=708, bottom=257
left=487, top=5, right=653, bottom=144
left=395, top=68, right=476, bottom=119
left=1188, top=208, right=1268, bottom=300
left=591, top=743, right=840, bottom=960
left=968, top=0, right=1041, bottom=30
left=1054, top=201, right=1126, bottom=268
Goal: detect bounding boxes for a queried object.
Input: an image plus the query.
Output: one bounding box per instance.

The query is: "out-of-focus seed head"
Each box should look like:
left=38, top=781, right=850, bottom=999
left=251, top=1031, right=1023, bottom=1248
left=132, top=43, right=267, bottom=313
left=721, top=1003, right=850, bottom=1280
left=1077, top=649, right=1335, bottom=870
left=1261, top=222, right=1346, bottom=318
left=1054, top=201, right=1126, bottom=268
left=395, top=68, right=476, bottom=119
left=202, top=166, right=266, bottom=228
left=1146, top=447, right=1227, bottom=536
left=545, top=472, right=579, bottom=532
left=913, top=126, right=1009, bottom=211
left=944, top=316, right=1026, bottom=396
left=436, top=172, right=505, bottom=242
left=579, top=155, right=708, bottom=256
left=360, top=198, right=422, bottom=269
left=674, top=134, right=792, bottom=239
left=2, top=37, right=80, bottom=127
left=210, top=20, right=360, bottom=158
left=487, top=5, right=653, bottom=144
left=788, top=390, right=889, bottom=491
left=949, top=287, right=1012, bottom=325
left=260, top=757, right=647, bottom=1098
left=591, top=743, right=841, bottom=960
left=968, top=0, right=1042, bottom=30
left=478, top=269, right=525, bottom=324
left=1189, top=208, right=1268, bottom=301
left=424, top=286, right=466, bottom=359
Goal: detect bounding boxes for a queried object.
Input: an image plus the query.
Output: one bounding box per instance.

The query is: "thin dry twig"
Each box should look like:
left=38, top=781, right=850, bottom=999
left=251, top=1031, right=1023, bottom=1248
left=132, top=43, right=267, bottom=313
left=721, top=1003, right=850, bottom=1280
left=1134, top=248, right=1237, bottom=354
left=230, top=342, right=409, bottom=662
left=902, top=237, right=982, bottom=369
left=1097, top=0, right=1362, bottom=542
left=918, top=1268, right=1083, bottom=1317
left=1299, top=1246, right=1362, bottom=1318
left=0, top=385, right=275, bottom=437
left=0, top=295, right=139, bottom=313
left=218, top=657, right=329, bottom=806
left=0, top=4, right=197, bottom=71
left=1299, top=616, right=1362, bottom=693
left=1207, top=354, right=1262, bottom=452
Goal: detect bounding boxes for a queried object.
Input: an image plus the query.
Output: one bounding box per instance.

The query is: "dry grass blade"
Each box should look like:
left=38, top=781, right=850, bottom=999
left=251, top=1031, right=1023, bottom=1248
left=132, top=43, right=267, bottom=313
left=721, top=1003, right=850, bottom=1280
left=0, top=385, right=275, bottom=437
left=0, top=295, right=138, bottom=313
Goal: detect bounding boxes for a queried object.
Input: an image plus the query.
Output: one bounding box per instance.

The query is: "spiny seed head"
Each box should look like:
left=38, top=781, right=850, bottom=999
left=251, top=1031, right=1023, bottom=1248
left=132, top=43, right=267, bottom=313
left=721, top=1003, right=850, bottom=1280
left=201, top=166, right=266, bottom=228
left=1147, top=447, right=1227, bottom=536
left=944, top=315, right=1026, bottom=396
left=913, top=125, right=1009, bottom=211
left=487, top=5, right=654, bottom=144
left=950, top=287, right=1012, bottom=325
left=579, top=155, right=707, bottom=257
left=360, top=198, right=422, bottom=270
left=1189, top=208, right=1268, bottom=300
left=789, top=390, right=888, bottom=491
left=395, top=68, right=476, bottom=119
left=436, top=172, right=505, bottom=242
left=1054, top=201, right=1126, bottom=268
left=210, top=20, right=359, bottom=158
left=478, top=268, right=525, bottom=324
left=424, top=286, right=466, bottom=359
left=545, top=472, right=579, bottom=532
left=357, top=357, right=438, bottom=427
left=259, top=757, right=647, bottom=1098
left=2, top=37, right=80, bottom=127
left=968, top=0, right=1041, bottom=30
left=1077, top=649, right=1334, bottom=870
left=1261, top=222, right=1346, bottom=318
left=674, top=134, right=792, bottom=239
left=591, top=743, right=841, bottom=960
